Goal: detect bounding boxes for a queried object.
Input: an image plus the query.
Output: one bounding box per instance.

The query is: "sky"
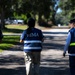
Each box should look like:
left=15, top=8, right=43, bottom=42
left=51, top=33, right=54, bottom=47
left=56, top=8, right=62, bottom=13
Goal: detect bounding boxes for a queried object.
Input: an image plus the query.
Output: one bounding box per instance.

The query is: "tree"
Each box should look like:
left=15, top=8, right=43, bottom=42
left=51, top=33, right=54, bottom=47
left=0, top=0, right=19, bottom=29
left=0, top=0, right=59, bottom=28
left=58, top=0, right=75, bottom=20
left=20, top=0, right=58, bottom=25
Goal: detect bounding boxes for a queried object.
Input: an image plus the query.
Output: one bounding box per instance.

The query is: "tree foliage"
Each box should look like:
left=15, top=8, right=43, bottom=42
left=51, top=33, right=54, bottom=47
left=0, top=0, right=20, bottom=28
left=55, top=0, right=75, bottom=25
left=0, top=0, right=58, bottom=28
left=20, top=0, right=57, bottom=21
left=59, top=0, right=75, bottom=19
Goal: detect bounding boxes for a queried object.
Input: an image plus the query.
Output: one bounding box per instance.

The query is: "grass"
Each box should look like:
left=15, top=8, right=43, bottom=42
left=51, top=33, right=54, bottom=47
left=0, top=35, right=20, bottom=52
left=3, top=24, right=27, bottom=33
left=5, top=24, right=27, bottom=30
left=0, top=24, right=26, bottom=52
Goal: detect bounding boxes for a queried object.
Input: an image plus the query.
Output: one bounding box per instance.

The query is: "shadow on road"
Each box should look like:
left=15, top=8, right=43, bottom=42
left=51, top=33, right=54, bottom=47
left=40, top=67, right=69, bottom=75
left=0, top=55, right=26, bottom=75
left=43, top=31, right=68, bottom=34
left=0, top=55, right=24, bottom=65
left=0, top=67, right=26, bottom=75
left=0, top=54, right=70, bottom=75
left=0, top=67, right=69, bottom=75
left=43, top=42, right=64, bottom=50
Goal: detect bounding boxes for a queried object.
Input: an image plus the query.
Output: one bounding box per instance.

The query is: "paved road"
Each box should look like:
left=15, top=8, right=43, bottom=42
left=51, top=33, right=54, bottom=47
left=0, top=29, right=70, bottom=75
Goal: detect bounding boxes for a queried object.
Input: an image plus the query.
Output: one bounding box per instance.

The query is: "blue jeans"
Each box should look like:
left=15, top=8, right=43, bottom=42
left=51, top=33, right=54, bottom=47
left=69, top=56, right=75, bottom=75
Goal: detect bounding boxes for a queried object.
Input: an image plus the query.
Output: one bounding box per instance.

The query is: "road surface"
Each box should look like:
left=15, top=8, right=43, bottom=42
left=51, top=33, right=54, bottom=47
left=0, top=29, right=70, bottom=75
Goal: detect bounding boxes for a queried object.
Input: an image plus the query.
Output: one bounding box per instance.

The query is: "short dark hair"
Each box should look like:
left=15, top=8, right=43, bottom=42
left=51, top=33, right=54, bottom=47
left=28, top=18, right=35, bottom=28
left=69, top=19, right=75, bottom=23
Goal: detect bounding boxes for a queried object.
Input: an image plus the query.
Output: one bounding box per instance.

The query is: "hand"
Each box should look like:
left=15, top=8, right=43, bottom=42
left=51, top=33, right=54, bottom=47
left=63, top=52, right=66, bottom=57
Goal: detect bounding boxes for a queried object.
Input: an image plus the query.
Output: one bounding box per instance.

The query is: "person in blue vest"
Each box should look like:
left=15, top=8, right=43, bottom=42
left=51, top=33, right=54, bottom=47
left=20, top=18, right=44, bottom=75
left=63, top=19, right=75, bottom=75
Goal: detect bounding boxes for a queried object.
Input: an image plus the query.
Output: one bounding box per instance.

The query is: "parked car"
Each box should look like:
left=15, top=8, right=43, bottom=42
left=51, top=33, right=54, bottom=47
left=5, top=19, right=11, bottom=24
left=5, top=18, right=24, bottom=25
left=12, top=19, right=24, bottom=24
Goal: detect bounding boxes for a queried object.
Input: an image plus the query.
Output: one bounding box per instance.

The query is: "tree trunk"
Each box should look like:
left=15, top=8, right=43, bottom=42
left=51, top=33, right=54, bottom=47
left=1, top=7, right=5, bottom=29
left=38, top=13, right=42, bottom=25
left=52, top=12, right=56, bottom=25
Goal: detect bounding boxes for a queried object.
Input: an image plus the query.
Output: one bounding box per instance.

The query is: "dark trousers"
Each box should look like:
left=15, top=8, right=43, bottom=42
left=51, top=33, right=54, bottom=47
left=69, top=56, right=75, bottom=75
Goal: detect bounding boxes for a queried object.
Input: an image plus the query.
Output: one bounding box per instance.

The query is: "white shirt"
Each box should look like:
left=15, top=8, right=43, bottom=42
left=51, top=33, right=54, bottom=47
left=64, top=32, right=75, bottom=56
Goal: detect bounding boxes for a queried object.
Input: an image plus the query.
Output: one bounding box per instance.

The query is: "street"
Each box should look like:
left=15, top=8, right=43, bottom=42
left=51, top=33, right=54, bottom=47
left=0, top=29, right=70, bottom=75
left=41, top=29, right=69, bottom=75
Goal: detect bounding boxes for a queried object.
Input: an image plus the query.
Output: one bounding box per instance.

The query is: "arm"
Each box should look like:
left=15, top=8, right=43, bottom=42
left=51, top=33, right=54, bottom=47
left=41, top=33, right=44, bottom=42
left=40, top=30, right=44, bottom=42
left=63, top=32, right=71, bottom=57
left=42, top=38, right=44, bottom=42
left=20, top=31, right=25, bottom=43
left=20, top=40, right=24, bottom=43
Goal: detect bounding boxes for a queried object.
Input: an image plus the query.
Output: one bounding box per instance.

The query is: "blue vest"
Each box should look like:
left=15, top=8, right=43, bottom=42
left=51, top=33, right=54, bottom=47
left=21, top=28, right=44, bottom=52
left=68, top=28, right=75, bottom=53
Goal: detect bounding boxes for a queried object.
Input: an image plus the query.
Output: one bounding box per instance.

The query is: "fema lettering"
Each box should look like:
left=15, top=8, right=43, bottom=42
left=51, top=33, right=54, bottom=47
left=27, top=33, right=39, bottom=37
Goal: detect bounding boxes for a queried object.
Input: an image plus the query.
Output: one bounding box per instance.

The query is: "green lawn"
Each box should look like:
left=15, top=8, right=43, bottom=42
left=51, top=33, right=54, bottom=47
left=0, top=25, right=26, bottom=52
left=0, top=36, right=20, bottom=52
left=3, top=24, right=27, bottom=33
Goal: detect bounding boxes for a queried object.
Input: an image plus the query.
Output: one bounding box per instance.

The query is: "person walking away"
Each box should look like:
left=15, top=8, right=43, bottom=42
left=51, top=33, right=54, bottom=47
left=20, top=18, right=44, bottom=75
left=63, top=19, right=75, bottom=75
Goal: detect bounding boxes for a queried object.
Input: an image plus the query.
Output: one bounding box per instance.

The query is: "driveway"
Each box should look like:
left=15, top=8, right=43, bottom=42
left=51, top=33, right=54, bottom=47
left=0, top=29, right=70, bottom=75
